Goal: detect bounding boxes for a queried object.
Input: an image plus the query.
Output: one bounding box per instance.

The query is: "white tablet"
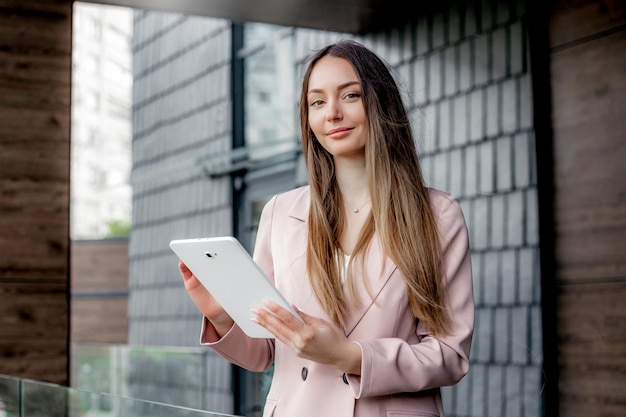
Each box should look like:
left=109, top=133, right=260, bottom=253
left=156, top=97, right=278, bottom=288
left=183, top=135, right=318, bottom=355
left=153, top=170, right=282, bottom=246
left=170, top=236, right=301, bottom=338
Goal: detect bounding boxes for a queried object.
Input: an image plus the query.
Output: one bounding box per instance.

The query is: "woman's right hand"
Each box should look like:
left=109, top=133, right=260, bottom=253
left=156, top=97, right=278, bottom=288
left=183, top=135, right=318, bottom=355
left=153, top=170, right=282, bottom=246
left=178, top=260, right=234, bottom=336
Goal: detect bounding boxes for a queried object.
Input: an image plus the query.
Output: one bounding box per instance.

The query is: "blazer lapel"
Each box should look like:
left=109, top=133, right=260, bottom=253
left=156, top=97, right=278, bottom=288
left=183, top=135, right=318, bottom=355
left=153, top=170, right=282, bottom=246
left=281, top=188, right=331, bottom=319
left=285, top=187, right=309, bottom=261
left=343, top=233, right=397, bottom=337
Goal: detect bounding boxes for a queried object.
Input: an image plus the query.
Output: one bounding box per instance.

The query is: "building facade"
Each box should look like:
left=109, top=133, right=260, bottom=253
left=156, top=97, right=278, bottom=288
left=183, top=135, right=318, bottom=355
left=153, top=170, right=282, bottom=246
left=71, top=2, right=133, bottom=239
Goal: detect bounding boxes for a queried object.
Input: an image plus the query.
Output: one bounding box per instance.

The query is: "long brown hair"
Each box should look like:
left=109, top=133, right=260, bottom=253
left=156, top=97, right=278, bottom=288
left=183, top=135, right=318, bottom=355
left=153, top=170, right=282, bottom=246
left=299, top=39, right=450, bottom=336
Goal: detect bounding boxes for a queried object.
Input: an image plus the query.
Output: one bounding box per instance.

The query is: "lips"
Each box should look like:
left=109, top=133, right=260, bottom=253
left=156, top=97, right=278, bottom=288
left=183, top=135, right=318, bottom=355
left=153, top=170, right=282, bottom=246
left=326, top=127, right=353, bottom=138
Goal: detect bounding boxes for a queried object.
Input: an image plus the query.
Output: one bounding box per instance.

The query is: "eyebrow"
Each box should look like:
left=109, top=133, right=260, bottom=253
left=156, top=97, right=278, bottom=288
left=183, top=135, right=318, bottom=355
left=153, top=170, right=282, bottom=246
left=307, top=80, right=360, bottom=95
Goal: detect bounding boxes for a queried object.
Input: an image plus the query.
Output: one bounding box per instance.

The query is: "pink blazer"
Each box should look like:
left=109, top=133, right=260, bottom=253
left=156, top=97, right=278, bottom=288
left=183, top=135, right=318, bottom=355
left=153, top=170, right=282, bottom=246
left=201, top=185, right=474, bottom=417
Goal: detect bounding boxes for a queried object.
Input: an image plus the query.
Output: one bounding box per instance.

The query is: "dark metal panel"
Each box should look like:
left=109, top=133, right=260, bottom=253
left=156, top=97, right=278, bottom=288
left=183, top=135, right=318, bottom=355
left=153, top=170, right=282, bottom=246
left=80, top=0, right=423, bottom=34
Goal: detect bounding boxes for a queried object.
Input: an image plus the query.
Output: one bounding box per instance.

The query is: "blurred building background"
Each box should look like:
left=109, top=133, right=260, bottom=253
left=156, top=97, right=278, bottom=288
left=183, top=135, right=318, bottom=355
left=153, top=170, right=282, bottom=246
left=0, top=1, right=624, bottom=417
left=71, top=2, right=132, bottom=240
left=69, top=2, right=132, bottom=353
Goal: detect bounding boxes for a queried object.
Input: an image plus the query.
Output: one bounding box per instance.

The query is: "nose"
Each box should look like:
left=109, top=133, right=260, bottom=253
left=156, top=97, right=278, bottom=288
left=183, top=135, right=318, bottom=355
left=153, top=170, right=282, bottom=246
left=326, top=100, right=342, bottom=121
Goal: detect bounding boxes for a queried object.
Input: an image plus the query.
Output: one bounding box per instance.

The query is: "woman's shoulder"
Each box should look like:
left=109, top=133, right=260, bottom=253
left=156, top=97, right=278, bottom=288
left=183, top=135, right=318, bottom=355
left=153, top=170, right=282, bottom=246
left=264, top=185, right=310, bottom=219
left=427, top=187, right=457, bottom=205
left=276, top=184, right=310, bottom=200
left=427, top=187, right=464, bottom=217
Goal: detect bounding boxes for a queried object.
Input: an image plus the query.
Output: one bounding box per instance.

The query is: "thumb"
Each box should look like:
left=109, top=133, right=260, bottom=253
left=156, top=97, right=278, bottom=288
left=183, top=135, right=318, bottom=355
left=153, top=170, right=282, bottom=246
left=293, top=305, right=316, bottom=324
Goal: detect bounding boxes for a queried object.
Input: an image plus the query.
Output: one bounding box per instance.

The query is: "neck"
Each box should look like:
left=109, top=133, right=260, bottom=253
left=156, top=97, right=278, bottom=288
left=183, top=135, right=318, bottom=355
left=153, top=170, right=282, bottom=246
left=334, top=156, right=369, bottom=207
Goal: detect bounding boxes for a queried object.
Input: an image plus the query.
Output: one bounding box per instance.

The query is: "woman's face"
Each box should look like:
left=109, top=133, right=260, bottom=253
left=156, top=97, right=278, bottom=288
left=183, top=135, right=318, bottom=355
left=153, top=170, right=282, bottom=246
left=306, top=55, right=368, bottom=161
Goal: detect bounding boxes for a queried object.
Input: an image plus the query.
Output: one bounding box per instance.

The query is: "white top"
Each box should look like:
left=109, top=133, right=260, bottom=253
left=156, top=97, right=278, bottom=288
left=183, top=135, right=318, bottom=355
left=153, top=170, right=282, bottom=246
left=342, top=253, right=350, bottom=282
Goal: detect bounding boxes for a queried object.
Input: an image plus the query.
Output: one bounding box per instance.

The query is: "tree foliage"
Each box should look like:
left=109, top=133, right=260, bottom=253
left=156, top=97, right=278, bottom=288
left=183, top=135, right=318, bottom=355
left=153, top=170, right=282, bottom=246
left=105, top=219, right=131, bottom=237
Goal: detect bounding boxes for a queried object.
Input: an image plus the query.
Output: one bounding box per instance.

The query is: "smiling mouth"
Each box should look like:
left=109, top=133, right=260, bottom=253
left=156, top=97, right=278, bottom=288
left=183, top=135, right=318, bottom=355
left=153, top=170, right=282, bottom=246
left=327, top=127, right=352, bottom=136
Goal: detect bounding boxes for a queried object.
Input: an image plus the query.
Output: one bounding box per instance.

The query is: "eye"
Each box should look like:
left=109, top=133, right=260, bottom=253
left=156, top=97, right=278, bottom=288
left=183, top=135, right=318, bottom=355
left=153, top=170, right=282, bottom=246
left=309, top=99, right=325, bottom=107
left=343, top=92, right=361, bottom=100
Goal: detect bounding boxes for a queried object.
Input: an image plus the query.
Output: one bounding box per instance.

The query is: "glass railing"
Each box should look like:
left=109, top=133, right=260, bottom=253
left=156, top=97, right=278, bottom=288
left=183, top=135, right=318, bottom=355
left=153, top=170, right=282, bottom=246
left=0, top=373, right=241, bottom=417
left=71, top=343, right=236, bottom=413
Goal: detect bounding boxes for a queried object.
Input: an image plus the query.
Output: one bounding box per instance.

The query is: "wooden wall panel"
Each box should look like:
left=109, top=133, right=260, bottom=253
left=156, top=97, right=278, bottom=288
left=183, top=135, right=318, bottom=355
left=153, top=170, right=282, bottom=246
left=0, top=283, right=68, bottom=382
left=70, top=239, right=129, bottom=344
left=71, top=297, right=128, bottom=344
left=549, top=1, right=626, bottom=416
left=557, top=282, right=626, bottom=417
left=0, top=0, right=72, bottom=384
left=550, top=0, right=626, bottom=47
left=71, top=240, right=129, bottom=292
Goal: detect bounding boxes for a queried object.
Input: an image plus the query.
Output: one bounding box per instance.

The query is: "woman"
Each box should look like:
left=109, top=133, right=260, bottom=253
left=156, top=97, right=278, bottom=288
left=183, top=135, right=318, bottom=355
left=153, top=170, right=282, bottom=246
left=179, top=39, right=474, bottom=417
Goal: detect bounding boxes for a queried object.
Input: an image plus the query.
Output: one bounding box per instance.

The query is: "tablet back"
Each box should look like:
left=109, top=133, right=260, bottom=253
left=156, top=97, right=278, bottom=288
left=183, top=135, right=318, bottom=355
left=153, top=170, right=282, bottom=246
left=170, top=236, right=299, bottom=338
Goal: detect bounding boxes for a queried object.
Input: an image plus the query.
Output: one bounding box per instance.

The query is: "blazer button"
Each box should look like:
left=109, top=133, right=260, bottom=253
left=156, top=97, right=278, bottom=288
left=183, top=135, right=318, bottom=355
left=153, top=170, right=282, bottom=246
left=301, top=367, right=308, bottom=381
left=342, top=373, right=348, bottom=384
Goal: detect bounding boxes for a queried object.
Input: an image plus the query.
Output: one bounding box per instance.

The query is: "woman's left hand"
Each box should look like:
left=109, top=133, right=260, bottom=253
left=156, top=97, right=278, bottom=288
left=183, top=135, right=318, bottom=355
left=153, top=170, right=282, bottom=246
left=252, top=301, right=362, bottom=375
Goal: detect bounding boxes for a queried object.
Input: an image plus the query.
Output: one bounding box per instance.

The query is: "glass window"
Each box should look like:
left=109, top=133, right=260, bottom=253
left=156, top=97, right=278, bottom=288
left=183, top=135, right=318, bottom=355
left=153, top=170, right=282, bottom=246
left=237, top=23, right=301, bottom=413
left=242, top=25, right=297, bottom=160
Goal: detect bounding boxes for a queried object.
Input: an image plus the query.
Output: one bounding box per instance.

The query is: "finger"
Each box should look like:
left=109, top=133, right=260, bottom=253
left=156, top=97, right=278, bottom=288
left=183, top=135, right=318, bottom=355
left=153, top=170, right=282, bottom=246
left=178, top=260, right=192, bottom=278
left=255, top=304, right=306, bottom=338
left=252, top=305, right=289, bottom=330
left=263, top=300, right=304, bottom=327
left=293, top=305, right=316, bottom=324
left=179, top=264, right=204, bottom=291
left=260, top=303, right=318, bottom=347
left=251, top=307, right=293, bottom=342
